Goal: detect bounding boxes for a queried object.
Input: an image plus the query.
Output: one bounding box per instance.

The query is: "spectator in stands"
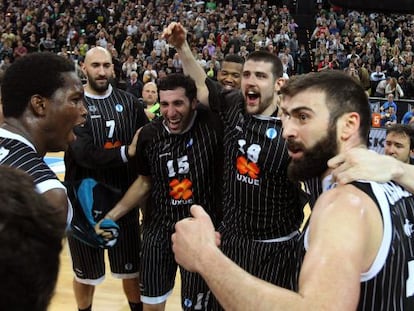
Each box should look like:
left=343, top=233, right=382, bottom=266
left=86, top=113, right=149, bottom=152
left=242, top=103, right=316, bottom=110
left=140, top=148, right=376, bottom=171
left=142, top=62, right=158, bottom=84
left=274, top=28, right=290, bottom=50
left=0, top=41, right=13, bottom=62
left=26, top=33, right=39, bottom=53
left=141, top=81, right=160, bottom=121
left=0, top=56, right=12, bottom=73
left=381, top=105, right=398, bottom=127
left=122, top=55, right=138, bottom=80
left=401, top=105, right=414, bottom=125
left=96, top=27, right=109, bottom=49
left=378, top=54, right=391, bottom=75
left=296, top=44, right=310, bottom=75
left=370, top=64, right=386, bottom=83
left=385, top=77, right=404, bottom=99
left=172, top=52, right=183, bottom=73
left=381, top=93, right=398, bottom=112
left=358, top=62, right=372, bottom=94
left=317, top=54, right=332, bottom=72
left=125, top=71, right=143, bottom=99
left=344, top=61, right=360, bottom=83
left=146, top=50, right=159, bottom=68
left=153, top=33, right=167, bottom=58
left=121, top=35, right=134, bottom=57
left=39, top=32, right=56, bottom=53
left=374, top=77, right=390, bottom=98
left=405, top=65, right=414, bottom=99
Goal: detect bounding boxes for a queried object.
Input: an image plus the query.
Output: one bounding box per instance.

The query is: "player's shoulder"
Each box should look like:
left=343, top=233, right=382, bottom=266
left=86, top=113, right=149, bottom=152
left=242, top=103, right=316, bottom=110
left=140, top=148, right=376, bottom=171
left=315, top=183, right=376, bottom=216
left=139, top=118, right=163, bottom=139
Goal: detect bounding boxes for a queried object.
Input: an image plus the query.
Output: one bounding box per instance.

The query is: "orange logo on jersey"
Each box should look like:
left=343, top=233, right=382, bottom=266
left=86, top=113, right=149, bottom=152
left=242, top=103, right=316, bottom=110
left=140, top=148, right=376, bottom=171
left=104, top=141, right=122, bottom=149
left=169, top=178, right=193, bottom=200
left=236, top=156, right=260, bottom=179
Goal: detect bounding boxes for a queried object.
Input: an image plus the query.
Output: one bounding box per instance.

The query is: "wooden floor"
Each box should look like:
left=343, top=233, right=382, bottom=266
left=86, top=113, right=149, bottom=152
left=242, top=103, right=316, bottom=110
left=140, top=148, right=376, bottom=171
left=49, top=242, right=182, bottom=311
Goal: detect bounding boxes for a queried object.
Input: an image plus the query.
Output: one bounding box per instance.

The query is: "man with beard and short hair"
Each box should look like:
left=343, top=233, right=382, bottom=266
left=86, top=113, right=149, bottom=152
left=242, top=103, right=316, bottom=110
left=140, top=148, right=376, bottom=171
left=64, top=46, right=149, bottom=311
left=171, top=70, right=414, bottom=310
left=164, top=22, right=307, bottom=309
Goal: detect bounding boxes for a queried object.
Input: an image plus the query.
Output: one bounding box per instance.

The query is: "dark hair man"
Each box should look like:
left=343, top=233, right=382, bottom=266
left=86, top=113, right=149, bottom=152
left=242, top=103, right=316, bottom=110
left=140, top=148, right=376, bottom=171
left=96, top=73, right=223, bottom=310
left=216, top=53, right=244, bottom=91
left=0, top=52, right=87, bottom=225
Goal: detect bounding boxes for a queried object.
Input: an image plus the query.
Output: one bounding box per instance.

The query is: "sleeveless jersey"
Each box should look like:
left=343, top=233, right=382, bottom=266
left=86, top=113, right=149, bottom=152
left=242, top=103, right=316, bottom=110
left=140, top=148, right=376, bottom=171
left=136, top=105, right=223, bottom=232
left=64, top=85, right=148, bottom=193
left=0, top=128, right=72, bottom=224
left=301, top=180, right=414, bottom=310
left=206, top=78, right=304, bottom=240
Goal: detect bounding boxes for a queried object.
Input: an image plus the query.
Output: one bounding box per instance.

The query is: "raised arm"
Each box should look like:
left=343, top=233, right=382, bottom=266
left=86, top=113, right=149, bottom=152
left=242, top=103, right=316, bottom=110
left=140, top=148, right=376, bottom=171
left=163, top=22, right=210, bottom=106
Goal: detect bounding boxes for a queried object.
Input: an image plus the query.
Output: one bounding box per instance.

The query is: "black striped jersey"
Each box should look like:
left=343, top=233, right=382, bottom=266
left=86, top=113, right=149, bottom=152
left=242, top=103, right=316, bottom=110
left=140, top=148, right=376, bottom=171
left=0, top=128, right=72, bottom=223
left=205, top=79, right=304, bottom=240
left=301, top=180, right=414, bottom=310
left=136, top=105, right=223, bottom=232
left=303, top=178, right=323, bottom=210
left=64, top=84, right=149, bottom=193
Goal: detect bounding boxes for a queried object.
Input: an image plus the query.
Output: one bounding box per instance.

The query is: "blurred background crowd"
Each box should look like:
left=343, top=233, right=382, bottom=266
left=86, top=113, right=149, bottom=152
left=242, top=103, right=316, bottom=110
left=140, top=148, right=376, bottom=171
left=1, top=0, right=414, bottom=102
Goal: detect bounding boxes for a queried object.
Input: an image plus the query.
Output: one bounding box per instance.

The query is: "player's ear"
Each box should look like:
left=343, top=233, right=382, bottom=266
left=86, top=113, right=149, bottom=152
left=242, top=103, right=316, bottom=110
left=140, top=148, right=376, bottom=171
left=274, top=77, right=285, bottom=93
left=30, top=95, right=47, bottom=116
left=339, top=112, right=360, bottom=141
left=191, top=98, right=197, bottom=109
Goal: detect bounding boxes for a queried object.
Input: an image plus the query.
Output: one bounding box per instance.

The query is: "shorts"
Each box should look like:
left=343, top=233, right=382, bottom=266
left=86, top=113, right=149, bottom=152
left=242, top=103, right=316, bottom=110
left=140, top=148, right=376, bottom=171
left=140, top=228, right=212, bottom=310
left=68, top=210, right=141, bottom=285
left=211, top=229, right=300, bottom=310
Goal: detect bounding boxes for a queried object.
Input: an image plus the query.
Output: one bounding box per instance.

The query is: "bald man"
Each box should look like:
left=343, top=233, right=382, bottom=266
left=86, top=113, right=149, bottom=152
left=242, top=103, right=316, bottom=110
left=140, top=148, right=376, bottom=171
left=65, top=47, right=149, bottom=311
left=141, top=81, right=160, bottom=121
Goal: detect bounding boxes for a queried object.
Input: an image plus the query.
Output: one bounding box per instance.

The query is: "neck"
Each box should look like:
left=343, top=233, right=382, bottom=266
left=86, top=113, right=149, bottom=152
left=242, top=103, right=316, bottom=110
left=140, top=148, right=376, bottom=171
left=267, top=95, right=281, bottom=117
left=84, top=83, right=111, bottom=97
left=2, top=118, right=41, bottom=153
left=2, top=119, right=32, bottom=139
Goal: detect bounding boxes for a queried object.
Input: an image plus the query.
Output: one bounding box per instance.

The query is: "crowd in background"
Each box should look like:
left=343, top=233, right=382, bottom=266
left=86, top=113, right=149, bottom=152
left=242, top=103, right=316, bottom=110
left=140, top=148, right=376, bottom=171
left=1, top=0, right=414, bottom=100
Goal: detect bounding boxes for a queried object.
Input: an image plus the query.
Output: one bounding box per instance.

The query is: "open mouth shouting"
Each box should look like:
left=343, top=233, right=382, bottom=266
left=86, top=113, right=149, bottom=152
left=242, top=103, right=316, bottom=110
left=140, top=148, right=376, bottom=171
left=287, top=140, right=305, bottom=160
left=245, top=90, right=260, bottom=106
left=166, top=118, right=182, bottom=132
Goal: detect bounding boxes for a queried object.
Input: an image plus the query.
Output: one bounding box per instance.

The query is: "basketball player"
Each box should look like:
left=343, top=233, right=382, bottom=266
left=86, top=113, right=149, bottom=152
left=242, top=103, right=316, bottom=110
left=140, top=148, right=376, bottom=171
left=192, top=53, right=244, bottom=105
left=64, top=47, right=148, bottom=311
left=172, top=71, right=414, bottom=310
left=96, top=74, right=223, bottom=310
left=0, top=52, right=87, bottom=226
left=164, top=22, right=306, bottom=307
